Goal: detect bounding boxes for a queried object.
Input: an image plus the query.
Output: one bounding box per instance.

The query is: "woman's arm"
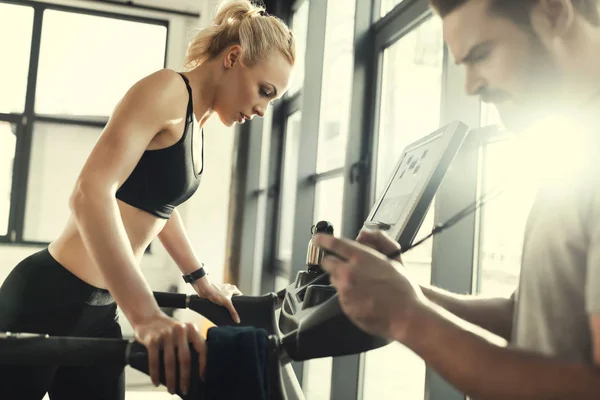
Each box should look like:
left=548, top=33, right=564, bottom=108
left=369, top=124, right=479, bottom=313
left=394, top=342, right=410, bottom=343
left=158, top=208, right=204, bottom=276
left=158, top=209, right=241, bottom=322
left=70, top=70, right=205, bottom=393
left=70, top=70, right=183, bottom=324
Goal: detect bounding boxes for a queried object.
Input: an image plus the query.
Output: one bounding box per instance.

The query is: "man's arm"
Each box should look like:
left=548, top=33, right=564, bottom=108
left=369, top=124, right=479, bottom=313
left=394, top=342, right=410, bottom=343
left=400, top=302, right=600, bottom=400
left=420, top=286, right=515, bottom=341
left=355, top=228, right=515, bottom=340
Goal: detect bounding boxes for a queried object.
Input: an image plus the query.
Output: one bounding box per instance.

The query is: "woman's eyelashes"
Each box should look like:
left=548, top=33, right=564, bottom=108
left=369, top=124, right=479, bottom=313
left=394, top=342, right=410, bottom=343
left=260, top=87, right=271, bottom=98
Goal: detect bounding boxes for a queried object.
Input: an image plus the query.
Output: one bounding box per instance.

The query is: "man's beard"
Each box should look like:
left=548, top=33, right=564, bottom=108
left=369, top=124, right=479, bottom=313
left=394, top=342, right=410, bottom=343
left=491, top=34, right=563, bottom=133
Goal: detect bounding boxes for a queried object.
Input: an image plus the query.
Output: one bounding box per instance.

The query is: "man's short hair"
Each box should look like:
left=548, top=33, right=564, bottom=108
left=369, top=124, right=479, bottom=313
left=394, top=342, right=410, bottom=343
left=429, top=0, right=600, bottom=27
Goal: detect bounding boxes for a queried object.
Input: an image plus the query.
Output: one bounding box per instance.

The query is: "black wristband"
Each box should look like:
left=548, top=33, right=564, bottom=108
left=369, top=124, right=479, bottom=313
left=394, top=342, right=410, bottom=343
left=182, top=265, right=206, bottom=284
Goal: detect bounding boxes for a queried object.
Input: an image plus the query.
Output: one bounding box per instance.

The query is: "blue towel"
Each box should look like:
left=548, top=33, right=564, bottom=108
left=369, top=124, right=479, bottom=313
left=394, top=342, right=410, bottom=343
left=203, top=326, right=270, bottom=400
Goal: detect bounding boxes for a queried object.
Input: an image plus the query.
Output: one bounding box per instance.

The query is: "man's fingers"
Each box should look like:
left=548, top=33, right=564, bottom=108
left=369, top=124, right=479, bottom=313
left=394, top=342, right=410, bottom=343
left=313, top=234, right=359, bottom=261
left=320, top=253, right=347, bottom=279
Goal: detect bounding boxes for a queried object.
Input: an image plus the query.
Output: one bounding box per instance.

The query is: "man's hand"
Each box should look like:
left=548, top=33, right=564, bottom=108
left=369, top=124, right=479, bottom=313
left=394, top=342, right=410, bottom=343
left=193, top=276, right=242, bottom=324
left=314, top=234, right=423, bottom=341
left=356, top=228, right=403, bottom=263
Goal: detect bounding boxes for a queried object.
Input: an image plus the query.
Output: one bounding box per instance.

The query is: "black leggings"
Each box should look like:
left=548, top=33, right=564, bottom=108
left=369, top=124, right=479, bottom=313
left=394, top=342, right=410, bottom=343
left=0, top=249, right=125, bottom=400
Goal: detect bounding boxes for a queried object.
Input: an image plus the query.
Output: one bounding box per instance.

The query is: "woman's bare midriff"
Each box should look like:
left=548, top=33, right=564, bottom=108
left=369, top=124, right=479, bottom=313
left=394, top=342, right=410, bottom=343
left=47, top=200, right=168, bottom=290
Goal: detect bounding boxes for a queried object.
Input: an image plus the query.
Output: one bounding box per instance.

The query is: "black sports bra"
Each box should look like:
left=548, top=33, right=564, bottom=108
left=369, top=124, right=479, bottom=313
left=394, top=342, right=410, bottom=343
left=115, top=73, right=203, bottom=219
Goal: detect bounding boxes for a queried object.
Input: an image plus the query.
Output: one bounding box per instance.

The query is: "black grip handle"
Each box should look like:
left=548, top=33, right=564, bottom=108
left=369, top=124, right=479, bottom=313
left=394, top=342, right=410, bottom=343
left=0, top=333, right=128, bottom=366
left=153, top=292, right=279, bottom=335
left=154, top=291, right=187, bottom=309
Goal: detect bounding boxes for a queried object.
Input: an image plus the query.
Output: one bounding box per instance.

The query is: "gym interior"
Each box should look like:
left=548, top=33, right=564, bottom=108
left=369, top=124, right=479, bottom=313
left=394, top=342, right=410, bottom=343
left=1, top=0, right=528, bottom=399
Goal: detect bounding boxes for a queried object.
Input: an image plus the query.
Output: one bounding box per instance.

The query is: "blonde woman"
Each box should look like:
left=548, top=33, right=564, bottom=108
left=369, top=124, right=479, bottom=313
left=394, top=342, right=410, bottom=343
left=0, top=1, right=295, bottom=398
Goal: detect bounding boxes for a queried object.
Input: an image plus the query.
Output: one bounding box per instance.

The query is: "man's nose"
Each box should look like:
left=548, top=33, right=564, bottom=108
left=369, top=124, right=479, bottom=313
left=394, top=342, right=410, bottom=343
left=465, top=66, right=484, bottom=97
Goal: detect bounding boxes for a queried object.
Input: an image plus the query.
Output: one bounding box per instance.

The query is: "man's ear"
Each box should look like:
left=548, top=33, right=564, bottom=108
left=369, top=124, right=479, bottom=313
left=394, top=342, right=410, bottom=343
left=224, top=45, right=243, bottom=70
left=532, top=0, right=575, bottom=39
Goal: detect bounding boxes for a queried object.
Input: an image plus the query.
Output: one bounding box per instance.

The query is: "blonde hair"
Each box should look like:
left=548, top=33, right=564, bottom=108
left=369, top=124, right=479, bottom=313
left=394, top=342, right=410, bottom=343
left=184, top=0, right=295, bottom=70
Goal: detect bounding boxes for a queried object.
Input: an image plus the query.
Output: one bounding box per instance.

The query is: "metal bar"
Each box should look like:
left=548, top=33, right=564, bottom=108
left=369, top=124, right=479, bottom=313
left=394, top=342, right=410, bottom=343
left=34, top=115, right=108, bottom=128
left=331, top=0, right=376, bottom=396
left=12, top=6, right=43, bottom=243
left=260, top=101, right=286, bottom=293
left=288, top=0, right=328, bottom=384
left=237, top=118, right=267, bottom=294
left=373, top=0, right=431, bottom=50
left=284, top=92, right=302, bottom=116
left=307, top=167, right=345, bottom=183
left=0, top=114, right=22, bottom=123
left=81, top=0, right=200, bottom=18
left=1, top=0, right=173, bottom=24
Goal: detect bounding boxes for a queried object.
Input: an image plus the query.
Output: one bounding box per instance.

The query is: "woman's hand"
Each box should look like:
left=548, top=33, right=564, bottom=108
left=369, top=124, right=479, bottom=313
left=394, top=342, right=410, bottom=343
left=133, top=312, right=207, bottom=395
left=193, top=276, right=243, bottom=323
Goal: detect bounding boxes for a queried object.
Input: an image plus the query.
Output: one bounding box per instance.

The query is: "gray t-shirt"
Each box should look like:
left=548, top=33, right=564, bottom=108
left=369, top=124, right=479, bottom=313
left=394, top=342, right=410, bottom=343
left=512, top=131, right=600, bottom=362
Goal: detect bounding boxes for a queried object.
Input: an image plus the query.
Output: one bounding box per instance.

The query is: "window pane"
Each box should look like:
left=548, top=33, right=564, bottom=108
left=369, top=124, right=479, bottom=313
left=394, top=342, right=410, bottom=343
left=24, top=122, right=102, bottom=242
left=303, top=357, right=332, bottom=400
left=252, top=108, right=274, bottom=294
left=380, top=0, right=406, bottom=18
left=476, top=140, right=534, bottom=297
left=375, top=17, right=444, bottom=197
left=288, top=1, right=309, bottom=96
left=0, top=122, right=17, bottom=236
left=36, top=10, right=167, bottom=117
left=365, top=16, right=443, bottom=400
left=259, top=107, right=274, bottom=188
left=0, top=4, right=34, bottom=113
left=315, top=0, right=356, bottom=173
left=276, top=112, right=302, bottom=262
left=301, top=174, right=344, bottom=400
left=313, top=174, right=344, bottom=233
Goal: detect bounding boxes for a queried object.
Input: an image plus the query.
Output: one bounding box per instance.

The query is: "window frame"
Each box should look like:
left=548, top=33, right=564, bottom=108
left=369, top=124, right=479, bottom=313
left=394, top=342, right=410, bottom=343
left=0, top=0, right=169, bottom=247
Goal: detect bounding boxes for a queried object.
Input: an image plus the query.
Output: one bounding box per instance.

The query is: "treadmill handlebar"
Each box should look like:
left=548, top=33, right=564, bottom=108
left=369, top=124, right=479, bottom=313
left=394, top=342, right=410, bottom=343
left=153, top=291, right=280, bottom=336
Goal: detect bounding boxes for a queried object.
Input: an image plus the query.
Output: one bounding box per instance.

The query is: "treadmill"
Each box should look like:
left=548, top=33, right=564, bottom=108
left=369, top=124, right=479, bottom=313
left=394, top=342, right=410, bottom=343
left=0, top=120, right=469, bottom=400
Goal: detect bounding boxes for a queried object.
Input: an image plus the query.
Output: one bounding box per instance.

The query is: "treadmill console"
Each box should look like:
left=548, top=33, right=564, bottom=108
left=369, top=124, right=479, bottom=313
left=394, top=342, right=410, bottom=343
left=366, top=120, right=470, bottom=248
left=278, top=121, right=470, bottom=361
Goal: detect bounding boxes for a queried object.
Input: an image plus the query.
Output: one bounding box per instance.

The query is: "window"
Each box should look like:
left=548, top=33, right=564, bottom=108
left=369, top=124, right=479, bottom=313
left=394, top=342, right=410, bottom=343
left=0, top=3, right=34, bottom=114
left=36, top=10, right=167, bottom=117
left=364, top=16, right=444, bottom=400
left=315, top=0, right=356, bottom=173
left=313, top=175, right=344, bottom=233
left=2, top=3, right=168, bottom=245
left=375, top=16, right=444, bottom=197
left=252, top=107, right=274, bottom=294
left=23, top=123, right=103, bottom=242
left=0, top=123, right=17, bottom=237
left=276, top=112, right=302, bottom=264
left=288, top=1, right=309, bottom=96
left=476, top=139, right=532, bottom=297
left=380, top=0, right=407, bottom=18
left=475, top=105, right=532, bottom=297
left=302, top=357, right=333, bottom=400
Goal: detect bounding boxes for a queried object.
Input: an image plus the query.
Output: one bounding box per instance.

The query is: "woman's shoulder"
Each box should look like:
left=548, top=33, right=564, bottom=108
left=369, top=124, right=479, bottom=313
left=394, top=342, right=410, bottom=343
left=121, top=69, right=189, bottom=115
